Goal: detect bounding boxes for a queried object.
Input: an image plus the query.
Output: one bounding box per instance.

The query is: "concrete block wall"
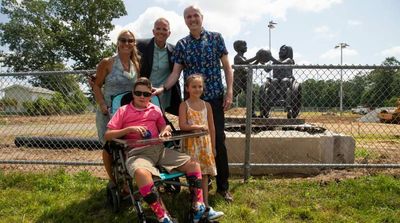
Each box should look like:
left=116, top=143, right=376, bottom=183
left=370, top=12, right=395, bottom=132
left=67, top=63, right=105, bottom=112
left=225, top=131, right=355, bottom=175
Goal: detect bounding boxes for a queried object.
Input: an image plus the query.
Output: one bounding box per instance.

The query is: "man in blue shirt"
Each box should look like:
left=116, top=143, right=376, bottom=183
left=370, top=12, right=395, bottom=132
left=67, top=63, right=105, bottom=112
left=154, top=5, right=234, bottom=203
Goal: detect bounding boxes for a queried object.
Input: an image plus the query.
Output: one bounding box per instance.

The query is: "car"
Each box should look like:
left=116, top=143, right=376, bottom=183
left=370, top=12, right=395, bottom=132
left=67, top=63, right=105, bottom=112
left=351, top=106, right=369, bottom=115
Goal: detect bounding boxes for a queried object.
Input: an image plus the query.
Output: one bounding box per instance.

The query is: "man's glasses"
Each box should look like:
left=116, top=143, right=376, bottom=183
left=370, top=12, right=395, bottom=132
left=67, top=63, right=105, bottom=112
left=133, top=91, right=152, bottom=97
left=118, top=38, right=135, bottom=44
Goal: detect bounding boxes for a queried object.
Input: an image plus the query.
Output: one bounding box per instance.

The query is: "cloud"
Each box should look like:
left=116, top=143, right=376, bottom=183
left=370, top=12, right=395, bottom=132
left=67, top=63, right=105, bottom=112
left=380, top=46, right=400, bottom=58
left=108, top=7, right=187, bottom=45
left=320, top=48, right=359, bottom=60
left=150, top=0, right=342, bottom=39
left=347, top=19, right=362, bottom=26
left=314, top=25, right=336, bottom=39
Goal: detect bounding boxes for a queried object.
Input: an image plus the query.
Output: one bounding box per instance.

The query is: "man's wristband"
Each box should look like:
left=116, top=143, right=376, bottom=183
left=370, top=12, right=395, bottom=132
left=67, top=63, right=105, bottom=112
left=162, top=85, right=168, bottom=92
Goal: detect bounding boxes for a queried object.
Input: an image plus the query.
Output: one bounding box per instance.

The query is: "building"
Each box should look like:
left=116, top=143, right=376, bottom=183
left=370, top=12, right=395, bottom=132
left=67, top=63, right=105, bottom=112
left=0, top=84, right=55, bottom=113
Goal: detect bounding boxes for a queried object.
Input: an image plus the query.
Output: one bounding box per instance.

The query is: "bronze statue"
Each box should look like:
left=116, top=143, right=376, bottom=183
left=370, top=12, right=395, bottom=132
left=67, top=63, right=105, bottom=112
left=258, top=45, right=302, bottom=118
left=233, top=40, right=259, bottom=116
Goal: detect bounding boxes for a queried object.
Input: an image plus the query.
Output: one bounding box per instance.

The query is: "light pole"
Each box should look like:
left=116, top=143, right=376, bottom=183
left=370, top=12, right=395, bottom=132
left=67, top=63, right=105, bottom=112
left=268, top=20, right=277, bottom=51
left=334, top=42, right=349, bottom=113
left=0, top=51, right=5, bottom=72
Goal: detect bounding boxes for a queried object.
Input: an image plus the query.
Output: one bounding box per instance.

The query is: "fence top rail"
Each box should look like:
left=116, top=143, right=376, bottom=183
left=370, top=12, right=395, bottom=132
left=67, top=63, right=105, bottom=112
left=0, top=70, right=96, bottom=77
left=232, top=64, right=400, bottom=69
left=1, top=65, right=399, bottom=76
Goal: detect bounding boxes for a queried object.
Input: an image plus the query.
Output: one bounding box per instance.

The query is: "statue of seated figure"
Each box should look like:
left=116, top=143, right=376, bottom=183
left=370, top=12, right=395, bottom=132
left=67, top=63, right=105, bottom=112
left=271, top=45, right=295, bottom=102
left=257, top=45, right=294, bottom=103
left=257, top=45, right=301, bottom=119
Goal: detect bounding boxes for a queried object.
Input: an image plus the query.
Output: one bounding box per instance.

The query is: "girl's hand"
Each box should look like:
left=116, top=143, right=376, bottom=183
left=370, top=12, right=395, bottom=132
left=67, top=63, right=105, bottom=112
left=199, top=125, right=208, bottom=131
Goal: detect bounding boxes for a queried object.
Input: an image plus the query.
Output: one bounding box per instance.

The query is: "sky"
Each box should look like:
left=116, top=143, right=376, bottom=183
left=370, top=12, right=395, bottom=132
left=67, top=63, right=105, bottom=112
left=1, top=0, right=400, bottom=66
left=110, top=0, right=400, bottom=66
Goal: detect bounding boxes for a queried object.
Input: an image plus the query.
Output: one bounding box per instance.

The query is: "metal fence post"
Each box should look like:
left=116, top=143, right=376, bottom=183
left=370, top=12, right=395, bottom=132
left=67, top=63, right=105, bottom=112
left=244, top=67, right=253, bottom=181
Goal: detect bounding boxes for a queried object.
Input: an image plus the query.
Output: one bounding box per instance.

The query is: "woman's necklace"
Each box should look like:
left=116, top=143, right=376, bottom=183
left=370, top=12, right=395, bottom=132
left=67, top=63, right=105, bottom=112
left=121, top=60, right=130, bottom=71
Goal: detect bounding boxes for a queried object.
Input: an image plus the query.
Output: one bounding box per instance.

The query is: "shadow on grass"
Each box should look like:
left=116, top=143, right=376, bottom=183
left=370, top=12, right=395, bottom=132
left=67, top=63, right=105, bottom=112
left=35, top=187, right=195, bottom=223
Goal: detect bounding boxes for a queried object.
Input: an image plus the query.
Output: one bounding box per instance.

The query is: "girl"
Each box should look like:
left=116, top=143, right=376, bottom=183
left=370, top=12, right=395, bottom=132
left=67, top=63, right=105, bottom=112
left=179, top=74, right=224, bottom=220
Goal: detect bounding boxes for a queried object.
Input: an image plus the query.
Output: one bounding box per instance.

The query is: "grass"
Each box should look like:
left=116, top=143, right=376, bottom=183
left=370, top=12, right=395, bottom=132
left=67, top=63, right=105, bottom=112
left=1, top=170, right=399, bottom=223
left=355, top=147, right=380, bottom=160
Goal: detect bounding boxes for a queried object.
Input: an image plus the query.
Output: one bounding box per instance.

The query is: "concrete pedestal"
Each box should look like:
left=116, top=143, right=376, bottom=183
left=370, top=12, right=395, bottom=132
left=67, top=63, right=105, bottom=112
left=225, top=130, right=355, bottom=175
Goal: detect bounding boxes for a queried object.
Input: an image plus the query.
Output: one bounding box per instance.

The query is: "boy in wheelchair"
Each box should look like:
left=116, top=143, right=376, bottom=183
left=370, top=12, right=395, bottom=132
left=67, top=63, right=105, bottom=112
left=104, top=77, right=214, bottom=223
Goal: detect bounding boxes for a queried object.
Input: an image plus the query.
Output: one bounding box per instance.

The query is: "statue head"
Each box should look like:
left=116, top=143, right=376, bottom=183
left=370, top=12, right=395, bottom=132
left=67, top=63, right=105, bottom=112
left=279, top=45, right=293, bottom=60
left=233, top=40, right=247, bottom=53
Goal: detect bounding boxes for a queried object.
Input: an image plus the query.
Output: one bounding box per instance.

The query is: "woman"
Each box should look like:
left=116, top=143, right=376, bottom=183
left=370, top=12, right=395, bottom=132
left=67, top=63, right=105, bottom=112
left=92, top=29, right=140, bottom=182
left=93, top=29, right=140, bottom=142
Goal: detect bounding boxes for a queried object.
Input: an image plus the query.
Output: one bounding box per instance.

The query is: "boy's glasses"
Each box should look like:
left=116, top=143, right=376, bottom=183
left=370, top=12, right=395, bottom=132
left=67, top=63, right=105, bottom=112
left=118, top=38, right=135, bottom=44
left=133, top=91, right=152, bottom=97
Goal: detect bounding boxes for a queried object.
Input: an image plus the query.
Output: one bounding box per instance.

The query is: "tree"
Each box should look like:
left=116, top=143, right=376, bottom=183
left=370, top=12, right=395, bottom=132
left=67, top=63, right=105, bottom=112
left=360, top=57, right=400, bottom=107
left=0, top=0, right=125, bottom=71
left=343, top=74, right=367, bottom=108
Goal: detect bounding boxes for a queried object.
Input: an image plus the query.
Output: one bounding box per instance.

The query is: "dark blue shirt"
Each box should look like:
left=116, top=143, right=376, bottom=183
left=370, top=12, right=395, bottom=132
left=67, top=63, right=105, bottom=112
left=172, top=29, right=228, bottom=100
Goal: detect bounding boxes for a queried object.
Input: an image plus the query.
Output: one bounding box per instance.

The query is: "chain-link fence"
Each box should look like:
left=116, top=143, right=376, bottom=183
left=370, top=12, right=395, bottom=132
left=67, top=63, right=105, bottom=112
left=1, top=65, right=399, bottom=178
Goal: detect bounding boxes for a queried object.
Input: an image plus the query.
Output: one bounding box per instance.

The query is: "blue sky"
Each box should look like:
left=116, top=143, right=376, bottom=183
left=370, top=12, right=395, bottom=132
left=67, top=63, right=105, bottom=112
left=1, top=0, right=400, bottom=66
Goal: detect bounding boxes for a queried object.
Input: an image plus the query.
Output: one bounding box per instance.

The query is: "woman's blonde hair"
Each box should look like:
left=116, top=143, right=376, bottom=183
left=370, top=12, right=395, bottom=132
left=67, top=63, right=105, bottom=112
left=117, top=29, right=141, bottom=75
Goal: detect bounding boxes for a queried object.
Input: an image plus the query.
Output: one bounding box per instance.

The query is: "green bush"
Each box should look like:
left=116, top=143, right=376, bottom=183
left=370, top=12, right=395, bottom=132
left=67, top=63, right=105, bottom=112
left=22, top=91, right=90, bottom=116
left=0, top=98, right=18, bottom=109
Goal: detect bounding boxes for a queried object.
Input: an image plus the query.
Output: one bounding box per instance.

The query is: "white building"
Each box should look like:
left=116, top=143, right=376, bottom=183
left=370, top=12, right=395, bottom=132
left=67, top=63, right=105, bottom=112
left=1, top=84, right=55, bottom=113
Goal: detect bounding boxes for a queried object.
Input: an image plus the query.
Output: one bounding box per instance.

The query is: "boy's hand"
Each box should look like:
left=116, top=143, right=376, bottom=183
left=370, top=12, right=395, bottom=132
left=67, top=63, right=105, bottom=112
left=128, top=126, right=148, bottom=137
left=159, top=125, right=172, bottom=137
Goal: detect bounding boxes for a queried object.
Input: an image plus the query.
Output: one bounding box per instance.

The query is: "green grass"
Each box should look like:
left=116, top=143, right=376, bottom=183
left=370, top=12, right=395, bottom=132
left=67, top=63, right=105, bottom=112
left=354, top=147, right=380, bottom=159
left=1, top=170, right=400, bottom=223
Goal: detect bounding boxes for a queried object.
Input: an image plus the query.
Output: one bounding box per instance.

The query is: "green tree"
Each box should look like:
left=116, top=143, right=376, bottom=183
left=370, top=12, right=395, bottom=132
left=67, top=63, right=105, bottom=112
left=0, top=0, right=125, bottom=71
left=343, top=74, right=367, bottom=108
left=0, top=0, right=124, bottom=115
left=360, top=57, right=400, bottom=107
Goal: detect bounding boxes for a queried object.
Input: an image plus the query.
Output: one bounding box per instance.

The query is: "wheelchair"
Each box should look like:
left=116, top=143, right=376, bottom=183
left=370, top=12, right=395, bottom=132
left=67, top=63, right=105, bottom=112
left=259, top=75, right=302, bottom=119
left=104, top=91, right=216, bottom=223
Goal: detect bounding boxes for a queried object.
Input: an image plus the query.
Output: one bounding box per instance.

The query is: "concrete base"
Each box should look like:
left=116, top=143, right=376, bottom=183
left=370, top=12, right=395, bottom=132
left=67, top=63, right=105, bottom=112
left=225, top=130, right=355, bottom=175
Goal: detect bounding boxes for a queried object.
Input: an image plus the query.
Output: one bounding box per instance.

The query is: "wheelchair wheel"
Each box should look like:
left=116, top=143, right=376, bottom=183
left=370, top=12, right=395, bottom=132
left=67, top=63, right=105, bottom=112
left=106, top=184, right=121, bottom=213
left=259, top=82, right=272, bottom=118
left=287, top=82, right=302, bottom=119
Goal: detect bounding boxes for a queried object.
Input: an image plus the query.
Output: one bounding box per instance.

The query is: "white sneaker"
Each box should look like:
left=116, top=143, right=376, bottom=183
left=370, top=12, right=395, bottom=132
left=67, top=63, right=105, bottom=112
left=158, top=214, right=173, bottom=223
left=208, top=206, right=224, bottom=220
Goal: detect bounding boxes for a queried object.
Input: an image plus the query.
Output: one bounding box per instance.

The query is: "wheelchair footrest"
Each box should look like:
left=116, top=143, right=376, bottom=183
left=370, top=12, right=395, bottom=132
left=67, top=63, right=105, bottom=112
left=159, top=172, right=185, bottom=180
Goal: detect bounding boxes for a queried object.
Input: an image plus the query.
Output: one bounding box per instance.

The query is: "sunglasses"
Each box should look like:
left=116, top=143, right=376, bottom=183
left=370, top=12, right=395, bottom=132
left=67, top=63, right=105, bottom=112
left=118, top=38, right=135, bottom=44
left=133, top=91, right=152, bottom=97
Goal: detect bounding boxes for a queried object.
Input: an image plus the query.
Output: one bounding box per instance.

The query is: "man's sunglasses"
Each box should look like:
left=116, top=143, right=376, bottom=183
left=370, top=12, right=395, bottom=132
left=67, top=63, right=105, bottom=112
left=118, top=38, right=135, bottom=44
left=133, top=91, right=152, bottom=97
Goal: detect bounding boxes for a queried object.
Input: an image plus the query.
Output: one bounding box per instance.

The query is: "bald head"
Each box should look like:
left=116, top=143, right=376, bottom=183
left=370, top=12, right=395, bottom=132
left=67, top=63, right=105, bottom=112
left=154, top=17, right=170, bottom=28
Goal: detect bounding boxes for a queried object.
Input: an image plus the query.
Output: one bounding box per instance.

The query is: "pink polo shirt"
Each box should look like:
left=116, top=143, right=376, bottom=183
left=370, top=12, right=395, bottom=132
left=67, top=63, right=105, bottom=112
left=107, top=102, right=166, bottom=141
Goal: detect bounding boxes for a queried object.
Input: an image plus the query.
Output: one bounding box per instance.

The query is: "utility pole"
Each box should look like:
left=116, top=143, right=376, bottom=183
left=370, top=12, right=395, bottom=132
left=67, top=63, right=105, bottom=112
left=268, top=20, right=277, bottom=51
left=334, top=42, right=349, bottom=113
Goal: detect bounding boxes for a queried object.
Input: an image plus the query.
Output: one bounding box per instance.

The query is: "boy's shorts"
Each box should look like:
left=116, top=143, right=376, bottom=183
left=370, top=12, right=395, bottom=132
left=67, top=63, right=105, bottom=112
left=125, top=144, right=191, bottom=177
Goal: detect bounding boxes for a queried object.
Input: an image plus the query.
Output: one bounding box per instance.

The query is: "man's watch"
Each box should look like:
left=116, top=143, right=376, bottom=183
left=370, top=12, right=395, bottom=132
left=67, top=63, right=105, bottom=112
left=162, top=85, right=168, bottom=92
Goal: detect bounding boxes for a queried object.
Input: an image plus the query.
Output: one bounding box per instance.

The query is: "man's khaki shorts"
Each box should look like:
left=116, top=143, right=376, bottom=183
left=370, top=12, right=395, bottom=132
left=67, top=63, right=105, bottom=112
left=125, top=144, right=191, bottom=177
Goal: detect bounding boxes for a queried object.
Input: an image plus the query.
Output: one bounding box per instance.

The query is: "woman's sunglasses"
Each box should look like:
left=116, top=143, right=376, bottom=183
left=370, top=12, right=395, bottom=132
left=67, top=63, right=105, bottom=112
left=118, top=38, right=135, bottom=44
left=133, top=91, right=152, bottom=97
